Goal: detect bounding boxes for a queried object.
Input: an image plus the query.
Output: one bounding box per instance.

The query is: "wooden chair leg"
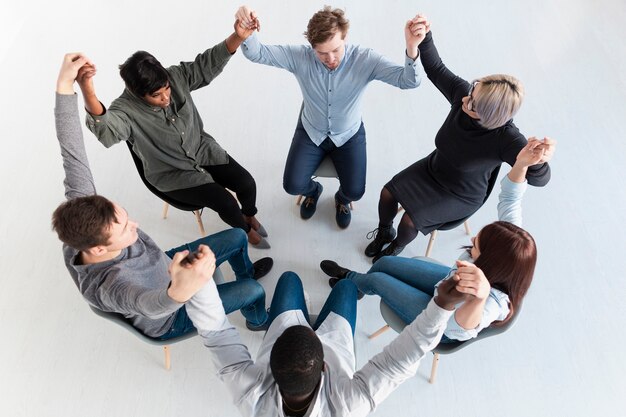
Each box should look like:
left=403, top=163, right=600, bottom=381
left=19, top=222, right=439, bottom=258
left=194, top=210, right=205, bottom=236
left=296, top=195, right=303, bottom=205
left=463, top=220, right=471, bottom=235
left=425, top=230, right=438, bottom=257
left=164, top=345, right=171, bottom=371
left=429, top=352, right=440, bottom=384
left=368, top=324, right=391, bottom=339
left=162, top=202, right=170, bottom=219
left=349, top=202, right=354, bottom=210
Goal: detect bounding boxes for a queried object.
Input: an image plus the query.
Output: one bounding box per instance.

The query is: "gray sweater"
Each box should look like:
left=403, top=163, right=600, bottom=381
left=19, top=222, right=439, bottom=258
left=56, top=93, right=182, bottom=337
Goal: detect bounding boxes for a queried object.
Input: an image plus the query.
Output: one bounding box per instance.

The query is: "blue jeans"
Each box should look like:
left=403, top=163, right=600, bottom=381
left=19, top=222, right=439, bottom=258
left=283, top=119, right=367, bottom=205
left=159, top=229, right=268, bottom=339
left=349, top=256, right=453, bottom=339
left=268, top=271, right=358, bottom=336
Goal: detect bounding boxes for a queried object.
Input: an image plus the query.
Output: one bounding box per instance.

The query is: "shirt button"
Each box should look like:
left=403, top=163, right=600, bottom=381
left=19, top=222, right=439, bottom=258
left=327, top=131, right=331, bottom=134
left=171, top=118, right=175, bottom=122
left=328, top=104, right=331, bottom=106
left=329, top=89, right=332, bottom=92
left=181, top=132, right=185, bottom=135
left=95, top=119, right=101, bottom=123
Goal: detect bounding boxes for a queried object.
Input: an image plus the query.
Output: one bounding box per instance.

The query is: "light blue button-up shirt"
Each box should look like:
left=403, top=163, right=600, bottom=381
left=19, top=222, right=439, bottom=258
left=242, top=33, right=421, bottom=147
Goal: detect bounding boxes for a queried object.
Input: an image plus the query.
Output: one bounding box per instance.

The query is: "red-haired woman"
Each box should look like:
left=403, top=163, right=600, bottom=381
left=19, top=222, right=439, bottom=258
left=320, top=142, right=541, bottom=341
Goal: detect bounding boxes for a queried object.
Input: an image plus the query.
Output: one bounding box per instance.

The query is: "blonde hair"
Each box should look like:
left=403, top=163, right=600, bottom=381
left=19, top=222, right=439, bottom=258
left=304, top=6, right=350, bottom=47
left=473, top=74, right=524, bottom=130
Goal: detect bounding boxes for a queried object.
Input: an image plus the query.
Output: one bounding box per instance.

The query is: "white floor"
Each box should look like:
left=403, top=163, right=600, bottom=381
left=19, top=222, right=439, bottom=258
left=1, top=0, right=624, bottom=416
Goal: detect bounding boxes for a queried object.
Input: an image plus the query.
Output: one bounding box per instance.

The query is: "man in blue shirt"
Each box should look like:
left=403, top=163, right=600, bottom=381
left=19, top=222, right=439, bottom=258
left=236, top=5, right=428, bottom=228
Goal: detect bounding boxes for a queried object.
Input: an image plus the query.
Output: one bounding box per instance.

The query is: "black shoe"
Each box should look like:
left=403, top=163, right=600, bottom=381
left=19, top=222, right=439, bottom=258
left=364, top=225, right=397, bottom=257
left=253, top=257, right=273, bottom=280
left=335, top=197, right=352, bottom=229
left=328, top=278, right=364, bottom=300
left=300, top=183, right=323, bottom=219
left=372, top=240, right=406, bottom=264
left=245, top=319, right=269, bottom=332
left=320, top=260, right=351, bottom=279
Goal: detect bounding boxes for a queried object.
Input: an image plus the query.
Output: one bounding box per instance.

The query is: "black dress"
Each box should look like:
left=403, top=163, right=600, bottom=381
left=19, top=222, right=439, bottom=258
left=387, top=32, right=550, bottom=234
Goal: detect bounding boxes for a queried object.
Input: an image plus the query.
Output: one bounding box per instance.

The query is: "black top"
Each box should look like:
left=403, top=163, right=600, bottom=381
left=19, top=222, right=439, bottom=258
left=387, top=32, right=550, bottom=234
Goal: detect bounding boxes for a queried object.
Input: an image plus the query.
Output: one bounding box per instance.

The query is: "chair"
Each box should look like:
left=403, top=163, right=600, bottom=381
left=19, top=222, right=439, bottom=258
left=295, top=155, right=354, bottom=209
left=367, top=257, right=520, bottom=383
left=88, top=268, right=225, bottom=371
left=423, top=165, right=501, bottom=257
left=126, top=142, right=206, bottom=236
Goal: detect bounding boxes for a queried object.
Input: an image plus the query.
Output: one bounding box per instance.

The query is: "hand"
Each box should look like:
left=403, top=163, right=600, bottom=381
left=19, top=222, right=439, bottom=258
left=167, top=245, right=216, bottom=303
left=405, top=14, right=430, bottom=55
left=534, top=136, right=557, bottom=164
left=454, top=261, right=491, bottom=300
left=76, top=63, right=97, bottom=96
left=235, top=5, right=260, bottom=32
left=434, top=274, right=467, bottom=311
left=515, top=138, right=546, bottom=168
left=56, top=53, right=94, bottom=94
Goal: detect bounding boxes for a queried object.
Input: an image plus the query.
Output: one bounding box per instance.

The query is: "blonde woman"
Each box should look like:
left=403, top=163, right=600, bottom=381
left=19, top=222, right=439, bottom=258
left=365, top=15, right=556, bottom=262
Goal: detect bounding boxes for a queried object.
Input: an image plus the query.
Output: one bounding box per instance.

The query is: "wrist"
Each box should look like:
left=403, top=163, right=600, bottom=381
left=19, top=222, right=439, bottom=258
left=56, top=81, right=75, bottom=95
left=434, top=295, right=456, bottom=311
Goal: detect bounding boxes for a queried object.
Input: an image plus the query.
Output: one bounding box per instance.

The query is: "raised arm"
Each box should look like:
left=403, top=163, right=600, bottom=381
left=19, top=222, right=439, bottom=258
left=418, top=23, right=470, bottom=104
left=184, top=257, right=266, bottom=415
left=55, top=53, right=98, bottom=200
left=338, top=284, right=459, bottom=413
left=501, top=132, right=555, bottom=187
left=237, top=6, right=302, bottom=73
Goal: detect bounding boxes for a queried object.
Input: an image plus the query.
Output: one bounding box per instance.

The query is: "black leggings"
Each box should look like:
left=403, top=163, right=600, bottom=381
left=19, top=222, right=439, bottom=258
left=378, top=186, right=419, bottom=246
left=163, top=156, right=257, bottom=232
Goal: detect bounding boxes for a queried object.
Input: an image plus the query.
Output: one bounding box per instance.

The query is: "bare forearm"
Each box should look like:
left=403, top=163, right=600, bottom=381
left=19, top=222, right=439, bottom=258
left=225, top=32, right=245, bottom=54
left=82, top=90, right=104, bottom=116
left=453, top=298, right=487, bottom=330
left=508, top=161, right=529, bottom=183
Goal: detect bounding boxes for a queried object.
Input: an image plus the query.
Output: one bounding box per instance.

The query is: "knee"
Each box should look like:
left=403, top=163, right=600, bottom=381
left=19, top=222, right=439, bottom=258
left=341, top=184, right=365, bottom=202
left=283, top=176, right=308, bottom=196
left=371, top=256, right=395, bottom=272
left=277, top=271, right=303, bottom=288
left=225, top=228, right=248, bottom=247
left=333, top=278, right=358, bottom=296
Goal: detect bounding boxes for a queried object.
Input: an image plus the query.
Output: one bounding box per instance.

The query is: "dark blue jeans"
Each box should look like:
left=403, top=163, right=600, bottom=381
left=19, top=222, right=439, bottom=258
left=268, top=271, right=358, bottom=336
left=159, top=229, right=268, bottom=339
left=283, top=119, right=367, bottom=205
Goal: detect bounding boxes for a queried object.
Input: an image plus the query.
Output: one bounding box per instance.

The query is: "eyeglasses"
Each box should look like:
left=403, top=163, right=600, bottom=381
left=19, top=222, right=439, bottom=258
left=467, top=81, right=479, bottom=112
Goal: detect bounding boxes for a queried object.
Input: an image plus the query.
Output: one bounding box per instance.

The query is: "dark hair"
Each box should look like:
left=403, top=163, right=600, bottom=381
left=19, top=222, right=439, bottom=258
left=119, top=51, right=169, bottom=97
left=304, top=6, right=350, bottom=47
left=270, top=325, right=324, bottom=397
left=51, top=195, right=117, bottom=250
left=473, top=221, right=537, bottom=326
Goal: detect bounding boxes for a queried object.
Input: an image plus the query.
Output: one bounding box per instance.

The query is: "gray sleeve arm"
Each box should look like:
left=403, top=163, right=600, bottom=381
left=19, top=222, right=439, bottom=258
left=55, top=93, right=97, bottom=199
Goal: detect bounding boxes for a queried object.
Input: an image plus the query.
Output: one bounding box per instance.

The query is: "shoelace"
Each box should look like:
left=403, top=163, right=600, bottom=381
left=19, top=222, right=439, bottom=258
left=366, top=228, right=380, bottom=240
left=337, top=203, right=350, bottom=214
left=303, top=196, right=316, bottom=207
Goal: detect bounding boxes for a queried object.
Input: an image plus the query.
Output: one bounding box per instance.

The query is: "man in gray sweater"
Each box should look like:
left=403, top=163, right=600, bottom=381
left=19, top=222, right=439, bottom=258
left=52, top=54, right=272, bottom=338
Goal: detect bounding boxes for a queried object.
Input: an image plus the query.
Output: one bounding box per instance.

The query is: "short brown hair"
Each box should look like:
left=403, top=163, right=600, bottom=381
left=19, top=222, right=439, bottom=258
left=304, top=6, right=349, bottom=47
left=52, top=195, right=117, bottom=250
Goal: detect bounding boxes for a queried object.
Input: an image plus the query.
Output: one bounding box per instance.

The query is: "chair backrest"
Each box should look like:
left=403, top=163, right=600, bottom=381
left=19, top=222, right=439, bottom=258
left=437, top=165, right=502, bottom=231
left=88, top=305, right=198, bottom=346
left=125, top=142, right=203, bottom=212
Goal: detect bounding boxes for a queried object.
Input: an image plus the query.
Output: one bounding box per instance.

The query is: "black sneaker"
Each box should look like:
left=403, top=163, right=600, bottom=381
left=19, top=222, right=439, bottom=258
left=320, top=260, right=351, bottom=279
left=252, top=257, right=273, bottom=280
left=300, top=182, right=324, bottom=220
left=335, top=197, right=352, bottom=229
left=364, top=225, right=397, bottom=257
left=328, top=278, right=364, bottom=300
left=372, top=240, right=406, bottom=264
left=245, top=319, right=269, bottom=332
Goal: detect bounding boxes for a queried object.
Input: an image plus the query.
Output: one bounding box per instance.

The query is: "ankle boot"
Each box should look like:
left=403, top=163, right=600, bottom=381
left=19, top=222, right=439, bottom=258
left=364, top=225, right=397, bottom=257
left=372, top=240, right=405, bottom=263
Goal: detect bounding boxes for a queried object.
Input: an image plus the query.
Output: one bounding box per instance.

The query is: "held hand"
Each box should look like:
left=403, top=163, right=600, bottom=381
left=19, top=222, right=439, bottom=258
left=515, top=138, right=545, bottom=168
left=405, top=14, right=430, bottom=52
left=235, top=5, right=260, bottom=32
left=56, top=53, right=94, bottom=94
left=434, top=274, right=467, bottom=311
left=535, top=136, right=557, bottom=164
left=76, top=63, right=97, bottom=96
left=454, top=261, right=491, bottom=300
left=167, top=245, right=216, bottom=303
